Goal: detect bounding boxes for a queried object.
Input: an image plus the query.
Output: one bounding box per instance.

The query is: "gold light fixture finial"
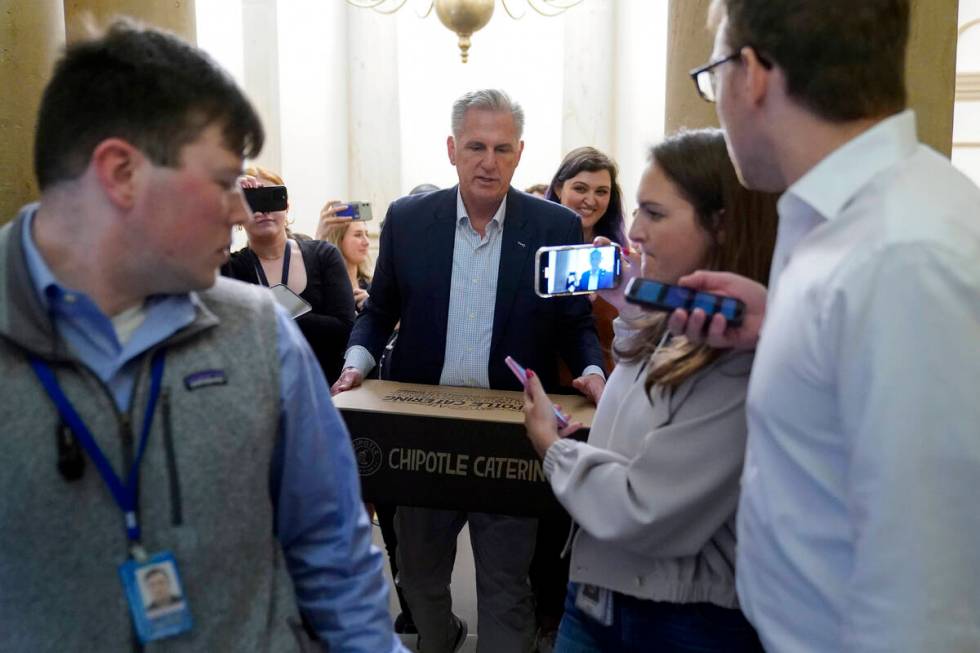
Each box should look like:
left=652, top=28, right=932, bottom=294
left=347, top=0, right=585, bottom=63
left=434, top=0, right=495, bottom=63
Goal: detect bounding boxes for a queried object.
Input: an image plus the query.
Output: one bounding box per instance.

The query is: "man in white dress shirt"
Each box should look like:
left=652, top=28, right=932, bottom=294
left=676, top=1, right=980, bottom=651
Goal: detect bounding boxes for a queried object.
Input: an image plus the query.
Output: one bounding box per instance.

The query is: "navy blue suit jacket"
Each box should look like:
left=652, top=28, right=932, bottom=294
left=348, top=187, right=604, bottom=392
left=576, top=268, right=613, bottom=292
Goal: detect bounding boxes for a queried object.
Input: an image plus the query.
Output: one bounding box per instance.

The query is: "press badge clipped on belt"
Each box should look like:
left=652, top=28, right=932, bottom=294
left=119, top=550, right=193, bottom=643
left=575, top=583, right=614, bottom=626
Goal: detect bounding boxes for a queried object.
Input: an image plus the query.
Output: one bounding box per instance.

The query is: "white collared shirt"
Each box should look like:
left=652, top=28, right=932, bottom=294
left=438, top=191, right=506, bottom=388
left=737, top=110, right=980, bottom=652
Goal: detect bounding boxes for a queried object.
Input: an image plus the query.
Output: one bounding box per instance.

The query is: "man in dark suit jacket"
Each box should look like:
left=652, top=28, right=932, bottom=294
left=333, top=89, right=604, bottom=653
left=576, top=248, right=614, bottom=291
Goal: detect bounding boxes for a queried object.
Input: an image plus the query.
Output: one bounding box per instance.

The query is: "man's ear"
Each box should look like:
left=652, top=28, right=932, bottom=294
left=90, top=138, right=144, bottom=210
left=447, top=135, right=457, bottom=166
left=741, top=46, right=772, bottom=109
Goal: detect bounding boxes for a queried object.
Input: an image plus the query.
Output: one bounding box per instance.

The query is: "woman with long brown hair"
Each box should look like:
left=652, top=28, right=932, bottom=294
left=523, top=129, right=779, bottom=652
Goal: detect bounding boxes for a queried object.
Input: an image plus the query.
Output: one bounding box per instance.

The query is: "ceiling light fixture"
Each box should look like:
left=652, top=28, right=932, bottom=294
left=346, top=0, right=585, bottom=63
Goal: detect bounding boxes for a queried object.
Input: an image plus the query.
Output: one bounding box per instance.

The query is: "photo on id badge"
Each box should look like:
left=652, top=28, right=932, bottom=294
left=119, top=551, right=193, bottom=642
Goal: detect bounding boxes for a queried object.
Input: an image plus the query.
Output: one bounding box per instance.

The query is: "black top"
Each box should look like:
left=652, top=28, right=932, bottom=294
left=221, top=239, right=355, bottom=384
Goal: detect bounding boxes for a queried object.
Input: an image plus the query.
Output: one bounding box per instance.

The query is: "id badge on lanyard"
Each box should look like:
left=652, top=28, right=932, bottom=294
left=30, top=349, right=193, bottom=643
left=119, top=550, right=193, bottom=642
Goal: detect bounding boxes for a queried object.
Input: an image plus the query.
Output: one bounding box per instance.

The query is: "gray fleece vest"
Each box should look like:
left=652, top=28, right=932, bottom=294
left=0, top=216, right=302, bottom=652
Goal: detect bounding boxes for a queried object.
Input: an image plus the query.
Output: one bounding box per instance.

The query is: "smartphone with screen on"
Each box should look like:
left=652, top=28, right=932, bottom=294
left=269, top=283, right=312, bottom=319
left=243, top=185, right=288, bottom=213
left=624, top=278, right=745, bottom=328
left=504, top=355, right=569, bottom=428
left=336, top=201, right=373, bottom=221
left=535, top=243, right=622, bottom=298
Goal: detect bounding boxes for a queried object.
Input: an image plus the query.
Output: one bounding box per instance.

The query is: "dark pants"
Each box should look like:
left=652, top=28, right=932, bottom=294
left=529, top=514, right=571, bottom=633
left=556, top=583, right=764, bottom=653
left=375, top=503, right=414, bottom=621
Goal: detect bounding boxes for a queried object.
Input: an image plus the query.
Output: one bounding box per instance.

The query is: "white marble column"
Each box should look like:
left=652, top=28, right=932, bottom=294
left=240, top=0, right=282, bottom=175
left=347, top=6, right=403, bottom=231
left=275, top=0, right=349, bottom=238
left=560, top=0, right=614, bottom=156
left=613, top=0, right=669, bottom=219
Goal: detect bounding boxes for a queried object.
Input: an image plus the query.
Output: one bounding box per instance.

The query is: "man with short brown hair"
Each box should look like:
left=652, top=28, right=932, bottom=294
left=0, top=21, right=403, bottom=652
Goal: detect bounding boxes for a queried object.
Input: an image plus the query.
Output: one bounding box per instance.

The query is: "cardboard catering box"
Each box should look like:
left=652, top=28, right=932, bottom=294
left=333, top=380, right=595, bottom=518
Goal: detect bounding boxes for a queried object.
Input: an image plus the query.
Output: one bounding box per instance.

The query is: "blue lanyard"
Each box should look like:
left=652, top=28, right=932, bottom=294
left=28, top=349, right=167, bottom=543
left=251, top=239, right=291, bottom=287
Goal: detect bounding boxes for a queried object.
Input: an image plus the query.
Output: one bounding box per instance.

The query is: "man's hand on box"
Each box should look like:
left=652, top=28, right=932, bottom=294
left=572, top=373, right=604, bottom=405
left=330, top=367, right=363, bottom=396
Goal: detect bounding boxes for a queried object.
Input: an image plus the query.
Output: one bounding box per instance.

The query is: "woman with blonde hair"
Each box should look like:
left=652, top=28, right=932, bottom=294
left=221, top=166, right=354, bottom=384
left=320, top=220, right=372, bottom=313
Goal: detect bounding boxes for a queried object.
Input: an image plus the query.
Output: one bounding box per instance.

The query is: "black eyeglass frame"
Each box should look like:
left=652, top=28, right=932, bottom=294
left=689, top=47, right=772, bottom=103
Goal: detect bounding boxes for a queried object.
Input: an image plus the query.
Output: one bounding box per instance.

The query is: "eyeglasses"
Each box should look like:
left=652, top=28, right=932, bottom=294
left=690, top=47, right=773, bottom=103
left=689, top=52, right=741, bottom=103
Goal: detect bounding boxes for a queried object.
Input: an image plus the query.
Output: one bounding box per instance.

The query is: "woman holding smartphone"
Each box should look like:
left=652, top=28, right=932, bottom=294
left=221, top=166, right=354, bottom=384
left=523, top=129, right=779, bottom=652
left=321, top=220, right=373, bottom=313
left=532, top=147, right=628, bottom=650
left=545, top=146, right=629, bottom=375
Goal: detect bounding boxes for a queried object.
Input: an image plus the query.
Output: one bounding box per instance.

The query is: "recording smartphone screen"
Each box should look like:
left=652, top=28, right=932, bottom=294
left=624, top=278, right=745, bottom=327
left=336, top=201, right=373, bottom=221
left=269, top=283, right=312, bottom=319
left=535, top=244, right=622, bottom=297
left=243, top=186, right=288, bottom=213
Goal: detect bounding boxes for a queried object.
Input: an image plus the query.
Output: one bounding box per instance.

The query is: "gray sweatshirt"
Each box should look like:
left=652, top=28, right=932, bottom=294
left=544, top=313, right=754, bottom=607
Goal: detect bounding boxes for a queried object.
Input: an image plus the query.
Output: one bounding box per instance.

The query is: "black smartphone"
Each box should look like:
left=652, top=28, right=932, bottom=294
left=243, top=185, right=288, bottom=213
left=336, top=201, right=373, bottom=221
left=535, top=243, right=622, bottom=297
left=624, top=277, right=745, bottom=327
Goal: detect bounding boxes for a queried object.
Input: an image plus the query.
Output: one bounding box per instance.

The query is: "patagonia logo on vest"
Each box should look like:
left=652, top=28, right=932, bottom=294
left=184, top=369, right=227, bottom=391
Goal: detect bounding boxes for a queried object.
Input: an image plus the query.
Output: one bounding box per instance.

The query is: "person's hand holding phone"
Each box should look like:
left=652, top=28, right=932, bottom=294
left=666, top=270, right=767, bottom=350
left=239, top=174, right=260, bottom=191
left=315, top=200, right=352, bottom=240
left=571, top=373, right=604, bottom=405
left=592, top=236, right=638, bottom=312
left=522, top=368, right=582, bottom=459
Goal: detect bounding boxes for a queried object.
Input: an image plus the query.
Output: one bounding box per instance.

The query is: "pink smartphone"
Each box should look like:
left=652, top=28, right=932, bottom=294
left=505, top=355, right=569, bottom=428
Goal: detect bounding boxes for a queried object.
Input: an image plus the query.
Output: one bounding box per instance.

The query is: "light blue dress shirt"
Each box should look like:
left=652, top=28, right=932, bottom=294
left=20, top=207, right=405, bottom=653
left=438, top=192, right=506, bottom=388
